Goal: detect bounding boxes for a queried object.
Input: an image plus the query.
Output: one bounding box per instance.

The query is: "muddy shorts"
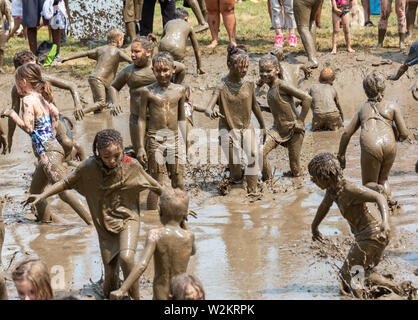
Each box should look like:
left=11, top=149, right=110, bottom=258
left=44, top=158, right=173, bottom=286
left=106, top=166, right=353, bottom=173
left=88, top=76, right=111, bottom=109
left=312, top=111, right=343, bottom=131
left=146, top=133, right=184, bottom=175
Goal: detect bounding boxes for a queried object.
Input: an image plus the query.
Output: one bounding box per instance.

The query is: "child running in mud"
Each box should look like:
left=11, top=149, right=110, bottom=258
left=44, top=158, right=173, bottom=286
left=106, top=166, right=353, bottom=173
left=307, top=68, right=344, bottom=131
left=59, top=28, right=132, bottom=115
left=1, top=63, right=91, bottom=225
left=158, top=8, right=205, bottom=75
left=108, top=36, right=186, bottom=158
left=24, top=129, right=163, bottom=299
left=136, top=52, right=187, bottom=210
left=205, top=45, right=266, bottom=195
left=109, top=188, right=196, bottom=300
left=258, top=53, right=312, bottom=180
left=12, top=259, right=53, bottom=300
left=169, top=273, right=205, bottom=300
left=309, top=152, right=392, bottom=298
left=331, top=0, right=355, bottom=54
left=338, top=72, right=410, bottom=208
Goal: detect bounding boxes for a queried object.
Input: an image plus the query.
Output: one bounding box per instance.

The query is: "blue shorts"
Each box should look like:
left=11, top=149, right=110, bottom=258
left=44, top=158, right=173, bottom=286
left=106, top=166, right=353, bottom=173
left=406, top=42, right=418, bottom=67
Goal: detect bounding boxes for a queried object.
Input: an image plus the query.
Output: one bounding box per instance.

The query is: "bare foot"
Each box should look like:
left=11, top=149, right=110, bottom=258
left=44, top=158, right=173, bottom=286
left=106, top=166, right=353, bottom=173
left=207, top=40, right=218, bottom=48
left=331, top=49, right=337, bottom=54
left=347, top=48, right=355, bottom=53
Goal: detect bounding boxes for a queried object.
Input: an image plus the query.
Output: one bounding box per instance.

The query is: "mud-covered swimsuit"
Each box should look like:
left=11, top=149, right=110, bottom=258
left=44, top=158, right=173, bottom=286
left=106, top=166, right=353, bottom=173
left=406, top=41, right=418, bottom=66
left=30, top=114, right=56, bottom=155
left=333, top=0, right=351, bottom=16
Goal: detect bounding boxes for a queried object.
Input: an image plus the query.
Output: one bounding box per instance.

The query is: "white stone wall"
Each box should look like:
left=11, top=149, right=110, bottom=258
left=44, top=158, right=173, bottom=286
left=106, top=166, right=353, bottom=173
left=68, top=0, right=125, bottom=40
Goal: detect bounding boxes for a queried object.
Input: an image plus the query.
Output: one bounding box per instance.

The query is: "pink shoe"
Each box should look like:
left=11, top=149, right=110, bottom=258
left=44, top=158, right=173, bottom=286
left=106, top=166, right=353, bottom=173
left=288, top=33, right=298, bottom=47
left=274, top=34, right=284, bottom=47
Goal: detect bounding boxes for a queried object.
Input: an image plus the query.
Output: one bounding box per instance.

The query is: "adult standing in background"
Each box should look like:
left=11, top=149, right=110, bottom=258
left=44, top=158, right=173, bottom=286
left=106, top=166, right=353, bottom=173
left=205, top=0, right=237, bottom=48
left=373, top=0, right=407, bottom=50
left=362, top=0, right=373, bottom=26
left=293, top=0, right=322, bottom=67
left=405, top=0, right=417, bottom=41
left=123, top=0, right=143, bottom=42
left=139, top=0, right=175, bottom=36
left=22, top=0, right=45, bottom=54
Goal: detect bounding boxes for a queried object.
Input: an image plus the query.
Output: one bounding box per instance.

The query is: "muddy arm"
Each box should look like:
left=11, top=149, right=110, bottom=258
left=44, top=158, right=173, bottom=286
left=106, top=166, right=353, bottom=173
left=251, top=88, right=266, bottom=141
left=109, top=69, right=130, bottom=115
left=119, top=50, right=133, bottom=64
left=392, top=105, right=410, bottom=141
left=137, top=88, right=148, bottom=165
left=388, top=64, right=408, bottom=81
left=43, top=75, right=85, bottom=120
left=204, top=86, right=221, bottom=119
left=110, top=235, right=157, bottom=300
left=189, top=29, right=204, bottom=74
left=60, top=49, right=97, bottom=63
left=337, top=112, right=360, bottom=169
left=334, top=89, right=344, bottom=122
left=173, top=61, right=186, bottom=84
left=280, top=80, right=312, bottom=123
left=7, top=87, right=21, bottom=152
left=311, top=191, right=333, bottom=241
left=24, top=180, right=68, bottom=207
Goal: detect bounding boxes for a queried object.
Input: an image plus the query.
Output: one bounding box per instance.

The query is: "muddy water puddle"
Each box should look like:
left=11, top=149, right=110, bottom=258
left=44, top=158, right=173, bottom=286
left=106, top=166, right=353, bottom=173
left=0, top=52, right=417, bottom=299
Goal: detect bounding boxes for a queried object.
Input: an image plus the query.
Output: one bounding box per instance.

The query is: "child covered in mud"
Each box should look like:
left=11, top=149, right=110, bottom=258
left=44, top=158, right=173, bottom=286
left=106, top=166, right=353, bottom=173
left=1, top=63, right=91, bottom=225
left=338, top=72, right=410, bottom=208
left=7, top=50, right=86, bottom=155
left=169, top=273, right=205, bottom=300
left=12, top=259, right=53, bottom=300
left=205, top=45, right=266, bottom=195
left=109, top=188, right=196, bottom=300
left=136, top=52, right=187, bottom=210
left=331, top=0, right=355, bottom=54
left=308, top=152, right=392, bottom=298
left=59, top=28, right=132, bottom=115
left=158, top=8, right=205, bottom=75
left=108, top=36, right=186, bottom=158
left=24, top=129, right=163, bottom=299
left=258, top=53, right=312, bottom=180
left=307, top=68, right=344, bottom=131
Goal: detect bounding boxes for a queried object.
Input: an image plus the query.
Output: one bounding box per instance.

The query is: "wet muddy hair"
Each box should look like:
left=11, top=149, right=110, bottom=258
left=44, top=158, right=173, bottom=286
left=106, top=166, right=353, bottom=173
left=159, top=188, right=189, bottom=221
left=175, top=7, right=189, bottom=19
left=152, top=51, right=175, bottom=69
left=131, top=35, right=157, bottom=54
left=13, top=50, right=37, bottom=69
left=319, top=68, right=336, bottom=84
left=15, top=63, right=54, bottom=103
left=12, top=259, right=53, bottom=300
left=259, top=53, right=279, bottom=67
left=308, top=152, right=343, bottom=183
left=227, top=44, right=249, bottom=68
left=268, top=46, right=284, bottom=62
left=93, top=129, right=123, bottom=157
left=107, top=28, right=124, bottom=44
left=169, top=273, right=205, bottom=300
left=363, top=72, right=386, bottom=100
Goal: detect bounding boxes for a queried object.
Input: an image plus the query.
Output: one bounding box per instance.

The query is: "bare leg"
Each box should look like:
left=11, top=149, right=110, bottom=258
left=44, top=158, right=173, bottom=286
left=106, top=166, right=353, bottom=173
left=342, top=13, right=355, bottom=52
left=119, top=220, right=140, bottom=300
left=262, top=136, right=278, bottom=181
left=378, top=151, right=396, bottom=201
left=26, top=27, right=38, bottom=54
left=220, top=0, right=237, bottom=46
left=197, top=0, right=208, bottom=21
left=125, top=21, right=137, bottom=42
left=360, top=150, right=381, bottom=187
left=406, top=2, right=417, bottom=41
left=288, top=132, right=304, bottom=177
left=51, top=28, right=61, bottom=55
left=103, top=256, right=120, bottom=299
left=29, top=164, right=53, bottom=223
left=147, top=172, right=163, bottom=210
left=332, top=12, right=340, bottom=54
left=206, top=0, right=220, bottom=48
left=85, top=77, right=108, bottom=114
left=58, top=190, right=92, bottom=225
left=0, top=271, right=7, bottom=300
left=361, top=0, right=371, bottom=24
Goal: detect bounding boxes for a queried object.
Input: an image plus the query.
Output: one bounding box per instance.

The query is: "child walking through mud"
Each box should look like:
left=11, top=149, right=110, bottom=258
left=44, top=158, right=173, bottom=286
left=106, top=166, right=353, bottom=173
left=0, top=63, right=91, bottom=225
left=24, top=129, right=163, bottom=299
left=109, top=188, right=196, bottom=300
left=258, top=53, right=312, bottom=180
left=308, top=152, right=393, bottom=298
left=136, top=52, right=186, bottom=210
left=59, top=28, right=132, bottom=115
left=338, top=72, right=410, bottom=208
left=158, top=8, right=205, bottom=75
left=331, top=0, right=355, bottom=54
left=205, top=45, right=266, bottom=195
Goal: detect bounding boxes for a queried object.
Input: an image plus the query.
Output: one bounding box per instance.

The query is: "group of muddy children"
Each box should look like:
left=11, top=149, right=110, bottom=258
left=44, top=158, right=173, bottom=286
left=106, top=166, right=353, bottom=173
left=0, top=5, right=416, bottom=299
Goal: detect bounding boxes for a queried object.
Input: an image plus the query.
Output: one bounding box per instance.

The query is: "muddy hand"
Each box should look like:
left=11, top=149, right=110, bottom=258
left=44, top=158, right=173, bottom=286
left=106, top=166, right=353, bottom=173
left=109, top=103, right=122, bottom=116
left=197, top=67, right=205, bottom=75
left=312, top=228, right=325, bottom=242
left=22, top=194, right=41, bottom=207
left=137, top=148, right=148, bottom=166
left=73, top=106, right=84, bottom=121
left=0, top=108, right=13, bottom=118
left=188, top=210, right=198, bottom=219
left=294, top=120, right=305, bottom=133
left=109, top=289, right=126, bottom=300
left=337, top=154, right=346, bottom=170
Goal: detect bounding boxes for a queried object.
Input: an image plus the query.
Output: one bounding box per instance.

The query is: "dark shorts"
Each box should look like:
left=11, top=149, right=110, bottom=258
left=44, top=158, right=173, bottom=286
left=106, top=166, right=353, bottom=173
left=22, top=0, right=46, bottom=28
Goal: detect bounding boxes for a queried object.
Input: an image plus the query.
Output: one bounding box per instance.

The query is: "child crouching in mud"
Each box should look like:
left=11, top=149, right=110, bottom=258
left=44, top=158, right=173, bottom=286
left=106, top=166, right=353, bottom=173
left=110, top=188, right=196, bottom=300
left=308, top=152, right=393, bottom=298
left=24, top=129, right=163, bottom=300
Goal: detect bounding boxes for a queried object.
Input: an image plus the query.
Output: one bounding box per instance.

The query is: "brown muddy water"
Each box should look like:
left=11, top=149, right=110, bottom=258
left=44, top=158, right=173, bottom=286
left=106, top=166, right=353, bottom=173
left=0, top=50, right=417, bottom=299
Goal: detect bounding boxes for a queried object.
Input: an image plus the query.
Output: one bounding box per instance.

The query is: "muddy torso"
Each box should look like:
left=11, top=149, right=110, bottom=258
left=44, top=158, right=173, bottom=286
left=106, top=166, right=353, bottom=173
left=217, top=78, right=255, bottom=130
left=309, top=83, right=338, bottom=115
left=267, top=84, right=298, bottom=138
left=152, top=228, right=194, bottom=300
left=358, top=100, right=397, bottom=159
left=158, top=19, right=191, bottom=61
left=145, top=83, right=185, bottom=132
left=330, top=181, right=386, bottom=243
left=90, top=45, right=124, bottom=87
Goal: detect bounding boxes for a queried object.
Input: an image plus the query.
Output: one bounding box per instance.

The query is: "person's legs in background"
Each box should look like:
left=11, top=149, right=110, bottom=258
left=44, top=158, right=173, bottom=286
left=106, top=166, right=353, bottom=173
left=160, top=0, right=176, bottom=27
left=220, top=0, right=237, bottom=46
left=362, top=0, right=373, bottom=26
left=140, top=0, right=157, bottom=36
left=206, top=0, right=221, bottom=48
left=405, top=0, right=417, bottom=41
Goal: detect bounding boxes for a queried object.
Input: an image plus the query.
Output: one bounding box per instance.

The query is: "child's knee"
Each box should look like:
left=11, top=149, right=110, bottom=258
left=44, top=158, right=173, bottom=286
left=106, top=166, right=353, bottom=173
left=119, top=249, right=135, bottom=266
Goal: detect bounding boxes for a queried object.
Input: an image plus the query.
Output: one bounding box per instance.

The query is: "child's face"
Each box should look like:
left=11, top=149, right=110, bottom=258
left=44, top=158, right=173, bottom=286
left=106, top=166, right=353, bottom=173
left=15, top=77, right=32, bottom=96
left=14, top=279, right=37, bottom=300
left=131, top=43, right=151, bottom=67
left=184, top=284, right=203, bottom=300
left=259, top=62, right=279, bottom=86
left=153, top=62, right=175, bottom=87
left=229, top=59, right=249, bottom=79
left=98, top=143, right=123, bottom=169
left=116, top=36, right=124, bottom=48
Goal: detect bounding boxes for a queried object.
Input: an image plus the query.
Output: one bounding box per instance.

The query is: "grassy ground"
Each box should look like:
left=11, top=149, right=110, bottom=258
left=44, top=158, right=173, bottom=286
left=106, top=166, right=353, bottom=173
left=2, top=0, right=412, bottom=74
